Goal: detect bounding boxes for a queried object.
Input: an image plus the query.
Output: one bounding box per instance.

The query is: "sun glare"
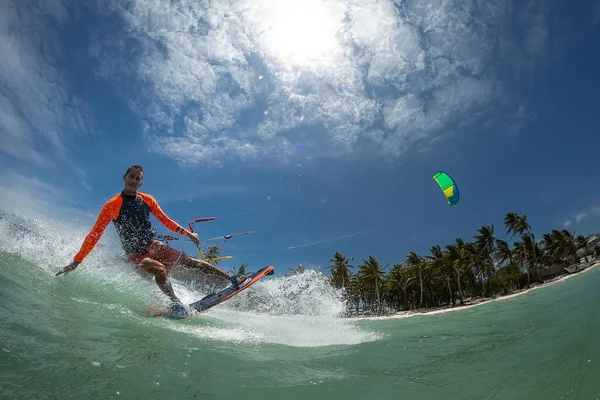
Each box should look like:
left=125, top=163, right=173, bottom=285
left=255, top=0, right=343, bottom=68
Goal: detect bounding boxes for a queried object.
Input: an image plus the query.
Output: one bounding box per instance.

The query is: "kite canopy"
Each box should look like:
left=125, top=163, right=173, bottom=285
left=432, top=171, right=460, bottom=206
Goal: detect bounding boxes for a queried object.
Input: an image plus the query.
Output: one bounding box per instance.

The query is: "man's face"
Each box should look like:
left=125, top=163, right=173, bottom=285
left=123, top=169, right=143, bottom=193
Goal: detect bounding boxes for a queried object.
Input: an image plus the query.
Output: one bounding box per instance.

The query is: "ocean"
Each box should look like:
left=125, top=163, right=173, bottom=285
left=1, top=215, right=599, bottom=400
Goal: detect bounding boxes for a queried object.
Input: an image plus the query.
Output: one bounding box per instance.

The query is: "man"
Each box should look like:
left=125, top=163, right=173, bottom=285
left=56, top=165, right=245, bottom=316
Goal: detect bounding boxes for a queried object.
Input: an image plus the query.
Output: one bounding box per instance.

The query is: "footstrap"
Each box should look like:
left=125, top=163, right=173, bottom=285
left=229, top=273, right=243, bottom=290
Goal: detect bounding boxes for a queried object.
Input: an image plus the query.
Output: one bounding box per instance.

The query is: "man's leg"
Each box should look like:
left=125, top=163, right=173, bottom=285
left=179, top=255, right=246, bottom=285
left=139, top=258, right=179, bottom=301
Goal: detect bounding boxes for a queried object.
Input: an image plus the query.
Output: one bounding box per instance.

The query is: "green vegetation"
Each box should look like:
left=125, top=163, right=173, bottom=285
left=324, top=213, right=598, bottom=316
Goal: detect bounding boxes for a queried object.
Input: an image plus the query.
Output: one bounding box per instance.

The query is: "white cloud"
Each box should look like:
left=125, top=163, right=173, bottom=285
left=0, top=0, right=94, bottom=178
left=563, top=206, right=600, bottom=227
left=88, top=0, right=549, bottom=165
left=0, top=171, right=79, bottom=218
left=575, top=209, right=600, bottom=224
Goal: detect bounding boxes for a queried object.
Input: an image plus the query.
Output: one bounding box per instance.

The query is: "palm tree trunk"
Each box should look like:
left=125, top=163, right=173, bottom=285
left=482, top=276, right=486, bottom=298
left=418, top=266, right=424, bottom=309
left=375, top=279, right=380, bottom=311
left=456, top=269, right=464, bottom=305
left=528, top=231, right=538, bottom=282
left=445, top=275, right=454, bottom=306
left=522, top=245, right=530, bottom=288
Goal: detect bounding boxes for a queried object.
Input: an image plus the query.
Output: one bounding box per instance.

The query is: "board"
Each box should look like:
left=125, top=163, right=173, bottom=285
left=149, top=265, right=274, bottom=319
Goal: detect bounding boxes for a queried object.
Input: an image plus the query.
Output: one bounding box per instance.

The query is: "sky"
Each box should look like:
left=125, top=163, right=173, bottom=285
left=1, top=0, right=600, bottom=273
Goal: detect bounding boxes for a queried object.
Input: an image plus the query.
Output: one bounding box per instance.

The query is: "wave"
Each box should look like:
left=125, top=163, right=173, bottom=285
left=0, top=211, right=382, bottom=347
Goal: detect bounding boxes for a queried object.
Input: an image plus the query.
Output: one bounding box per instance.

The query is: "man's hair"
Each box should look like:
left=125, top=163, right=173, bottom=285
left=125, top=165, right=144, bottom=176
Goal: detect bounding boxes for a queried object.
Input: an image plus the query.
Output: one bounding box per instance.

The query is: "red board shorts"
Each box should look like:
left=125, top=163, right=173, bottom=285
left=127, top=240, right=184, bottom=270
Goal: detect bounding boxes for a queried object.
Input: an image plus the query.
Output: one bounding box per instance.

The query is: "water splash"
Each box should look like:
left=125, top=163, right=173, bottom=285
left=0, top=211, right=162, bottom=303
left=167, top=269, right=382, bottom=347
left=0, top=211, right=382, bottom=347
left=225, top=269, right=347, bottom=317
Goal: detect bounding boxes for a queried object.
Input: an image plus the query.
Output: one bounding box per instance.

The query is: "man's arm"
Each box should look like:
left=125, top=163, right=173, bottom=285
left=142, top=194, right=190, bottom=237
left=56, top=200, right=116, bottom=276
left=73, top=203, right=114, bottom=262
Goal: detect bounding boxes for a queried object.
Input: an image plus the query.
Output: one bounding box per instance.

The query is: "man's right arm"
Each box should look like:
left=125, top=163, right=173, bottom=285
left=72, top=202, right=115, bottom=263
left=56, top=199, right=119, bottom=277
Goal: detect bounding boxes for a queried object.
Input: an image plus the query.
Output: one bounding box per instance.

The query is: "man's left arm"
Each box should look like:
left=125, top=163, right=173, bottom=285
left=144, top=194, right=190, bottom=237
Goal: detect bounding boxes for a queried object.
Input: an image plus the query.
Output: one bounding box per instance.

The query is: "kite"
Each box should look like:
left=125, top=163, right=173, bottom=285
left=432, top=171, right=460, bottom=206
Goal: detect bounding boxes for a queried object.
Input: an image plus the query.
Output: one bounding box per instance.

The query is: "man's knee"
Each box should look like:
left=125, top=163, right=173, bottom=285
left=141, top=260, right=167, bottom=277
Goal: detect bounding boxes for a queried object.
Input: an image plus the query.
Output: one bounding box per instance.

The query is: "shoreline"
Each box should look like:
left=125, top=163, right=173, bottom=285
left=351, top=262, right=600, bottom=321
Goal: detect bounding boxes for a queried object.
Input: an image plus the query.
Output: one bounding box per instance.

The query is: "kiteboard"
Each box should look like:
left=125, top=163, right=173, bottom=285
left=149, top=265, right=274, bottom=319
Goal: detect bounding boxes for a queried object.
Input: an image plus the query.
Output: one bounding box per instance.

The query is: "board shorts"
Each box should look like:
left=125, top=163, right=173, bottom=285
left=127, top=240, right=184, bottom=269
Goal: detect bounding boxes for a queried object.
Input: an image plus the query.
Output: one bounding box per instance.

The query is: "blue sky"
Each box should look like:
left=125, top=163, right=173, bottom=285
left=1, top=0, right=600, bottom=273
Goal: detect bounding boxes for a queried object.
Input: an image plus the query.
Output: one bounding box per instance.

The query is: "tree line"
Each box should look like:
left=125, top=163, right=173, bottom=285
left=204, top=212, right=597, bottom=315
left=321, top=212, right=596, bottom=315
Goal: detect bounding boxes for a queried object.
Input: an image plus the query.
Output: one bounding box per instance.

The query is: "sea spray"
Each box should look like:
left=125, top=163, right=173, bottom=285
left=0, top=211, right=383, bottom=347
left=0, top=211, right=163, bottom=305
left=168, top=269, right=382, bottom=347
left=222, top=269, right=347, bottom=317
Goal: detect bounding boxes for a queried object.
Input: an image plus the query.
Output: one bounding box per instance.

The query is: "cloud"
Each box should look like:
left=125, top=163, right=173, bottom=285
left=86, top=0, right=551, bottom=166
left=563, top=205, right=600, bottom=228
left=575, top=208, right=600, bottom=224
left=0, top=171, right=80, bottom=218
left=0, top=0, right=94, bottom=174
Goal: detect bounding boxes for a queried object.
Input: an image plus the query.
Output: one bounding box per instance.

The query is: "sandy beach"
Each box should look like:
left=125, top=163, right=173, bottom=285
left=353, top=262, right=600, bottom=321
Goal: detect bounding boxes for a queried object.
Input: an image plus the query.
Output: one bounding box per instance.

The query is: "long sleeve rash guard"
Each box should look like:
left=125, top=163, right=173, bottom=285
left=73, top=191, right=189, bottom=263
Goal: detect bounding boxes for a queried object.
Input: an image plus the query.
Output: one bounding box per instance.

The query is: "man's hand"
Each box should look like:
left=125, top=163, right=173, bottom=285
left=55, top=261, right=80, bottom=276
left=188, top=232, right=200, bottom=246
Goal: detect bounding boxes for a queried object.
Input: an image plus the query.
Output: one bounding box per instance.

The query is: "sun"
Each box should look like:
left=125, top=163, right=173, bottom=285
left=253, top=0, right=343, bottom=68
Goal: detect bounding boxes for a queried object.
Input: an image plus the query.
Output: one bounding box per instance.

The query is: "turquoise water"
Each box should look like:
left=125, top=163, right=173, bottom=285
left=1, top=216, right=599, bottom=399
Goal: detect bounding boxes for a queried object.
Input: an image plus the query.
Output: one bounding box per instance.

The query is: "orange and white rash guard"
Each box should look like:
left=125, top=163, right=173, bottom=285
left=73, top=191, right=189, bottom=263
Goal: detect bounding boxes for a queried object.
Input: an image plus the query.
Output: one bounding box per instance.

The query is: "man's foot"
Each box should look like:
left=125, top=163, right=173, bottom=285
left=167, top=300, right=190, bottom=318
left=229, top=274, right=247, bottom=290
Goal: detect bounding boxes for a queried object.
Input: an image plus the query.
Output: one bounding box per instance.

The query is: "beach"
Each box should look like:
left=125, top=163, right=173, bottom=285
left=354, top=261, right=600, bottom=321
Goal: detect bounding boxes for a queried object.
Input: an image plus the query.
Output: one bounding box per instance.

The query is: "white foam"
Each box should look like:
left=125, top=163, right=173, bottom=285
left=0, top=212, right=383, bottom=347
left=165, top=270, right=382, bottom=347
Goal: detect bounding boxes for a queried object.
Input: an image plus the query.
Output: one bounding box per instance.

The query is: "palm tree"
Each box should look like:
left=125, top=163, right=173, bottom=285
left=289, top=263, right=306, bottom=275
left=465, top=241, right=490, bottom=297
left=238, top=263, right=248, bottom=274
left=504, top=213, right=534, bottom=286
left=495, top=239, right=513, bottom=267
left=327, top=252, right=354, bottom=289
left=475, top=224, right=498, bottom=294
left=204, top=245, right=221, bottom=265
left=426, top=245, right=455, bottom=306
left=406, top=252, right=426, bottom=308
left=446, top=238, right=469, bottom=305
left=575, top=235, right=591, bottom=259
left=475, top=224, right=496, bottom=256
left=558, top=230, right=578, bottom=264
left=385, top=263, right=414, bottom=310
left=358, top=255, right=387, bottom=311
left=228, top=263, right=248, bottom=275
left=543, top=229, right=579, bottom=266
left=542, top=230, right=561, bottom=265
left=520, top=215, right=538, bottom=277
left=346, top=274, right=365, bottom=312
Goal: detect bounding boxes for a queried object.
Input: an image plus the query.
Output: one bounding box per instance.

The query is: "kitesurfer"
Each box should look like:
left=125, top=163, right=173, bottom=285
left=55, top=165, right=246, bottom=316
